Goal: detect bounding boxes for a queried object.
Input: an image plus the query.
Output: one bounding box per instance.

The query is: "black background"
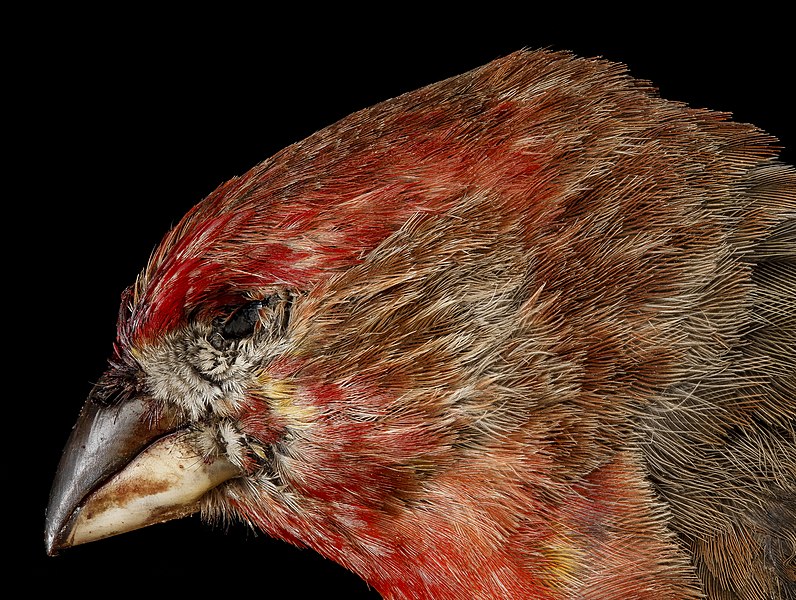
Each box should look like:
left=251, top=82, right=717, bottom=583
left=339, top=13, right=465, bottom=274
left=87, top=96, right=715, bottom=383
left=16, top=11, right=793, bottom=596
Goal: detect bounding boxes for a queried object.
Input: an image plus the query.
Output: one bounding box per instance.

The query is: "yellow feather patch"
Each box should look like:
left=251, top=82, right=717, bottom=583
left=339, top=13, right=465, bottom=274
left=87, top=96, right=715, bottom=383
left=541, top=541, right=581, bottom=590
left=255, top=373, right=316, bottom=429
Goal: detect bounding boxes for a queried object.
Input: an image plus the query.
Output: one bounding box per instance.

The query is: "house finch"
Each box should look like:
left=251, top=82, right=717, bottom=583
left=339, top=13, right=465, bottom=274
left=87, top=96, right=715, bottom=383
left=45, top=49, right=795, bottom=599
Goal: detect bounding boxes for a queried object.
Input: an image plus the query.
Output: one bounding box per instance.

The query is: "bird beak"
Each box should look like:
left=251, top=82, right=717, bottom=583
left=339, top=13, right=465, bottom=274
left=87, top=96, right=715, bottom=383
left=45, top=395, right=241, bottom=555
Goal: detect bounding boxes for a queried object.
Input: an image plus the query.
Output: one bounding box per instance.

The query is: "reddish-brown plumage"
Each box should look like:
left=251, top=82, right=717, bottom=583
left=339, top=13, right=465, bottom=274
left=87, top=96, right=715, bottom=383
left=48, top=50, right=795, bottom=599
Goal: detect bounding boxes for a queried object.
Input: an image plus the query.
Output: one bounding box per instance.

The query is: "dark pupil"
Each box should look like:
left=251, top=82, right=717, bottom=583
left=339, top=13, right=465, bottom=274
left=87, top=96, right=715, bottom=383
left=222, top=301, right=262, bottom=339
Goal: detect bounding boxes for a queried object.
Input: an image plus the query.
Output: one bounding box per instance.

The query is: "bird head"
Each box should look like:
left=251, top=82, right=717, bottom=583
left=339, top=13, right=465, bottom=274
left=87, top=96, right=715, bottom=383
left=45, top=49, right=795, bottom=600
left=46, top=52, right=566, bottom=587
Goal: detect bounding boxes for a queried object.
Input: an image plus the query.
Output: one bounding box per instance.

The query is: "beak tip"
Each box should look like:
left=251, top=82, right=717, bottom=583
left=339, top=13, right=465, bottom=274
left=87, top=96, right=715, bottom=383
left=44, top=505, right=74, bottom=556
left=44, top=526, right=62, bottom=557
left=44, top=540, right=60, bottom=557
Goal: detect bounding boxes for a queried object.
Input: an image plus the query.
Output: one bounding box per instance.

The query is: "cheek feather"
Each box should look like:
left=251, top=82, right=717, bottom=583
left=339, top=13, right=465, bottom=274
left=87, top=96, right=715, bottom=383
left=140, top=352, right=243, bottom=421
left=136, top=324, right=260, bottom=420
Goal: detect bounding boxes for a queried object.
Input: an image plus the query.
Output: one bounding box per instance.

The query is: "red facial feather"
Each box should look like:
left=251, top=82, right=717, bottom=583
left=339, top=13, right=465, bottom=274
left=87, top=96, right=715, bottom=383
left=123, top=63, right=569, bottom=348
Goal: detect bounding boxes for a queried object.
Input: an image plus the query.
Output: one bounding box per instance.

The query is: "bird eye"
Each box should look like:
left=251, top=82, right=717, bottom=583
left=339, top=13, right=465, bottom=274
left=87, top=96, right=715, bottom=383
left=209, top=291, right=295, bottom=350
left=222, top=300, right=264, bottom=340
